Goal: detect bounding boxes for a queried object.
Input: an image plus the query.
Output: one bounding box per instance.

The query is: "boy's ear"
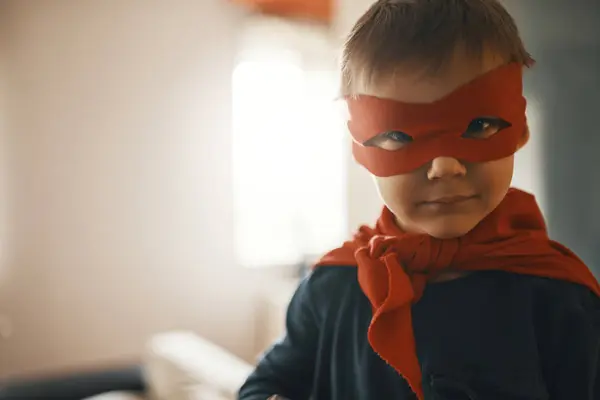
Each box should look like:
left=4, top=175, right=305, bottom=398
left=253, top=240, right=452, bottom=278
left=517, top=126, right=530, bottom=150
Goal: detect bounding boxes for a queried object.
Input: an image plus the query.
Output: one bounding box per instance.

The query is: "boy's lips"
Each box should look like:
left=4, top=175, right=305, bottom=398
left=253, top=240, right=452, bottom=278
left=420, top=194, right=479, bottom=206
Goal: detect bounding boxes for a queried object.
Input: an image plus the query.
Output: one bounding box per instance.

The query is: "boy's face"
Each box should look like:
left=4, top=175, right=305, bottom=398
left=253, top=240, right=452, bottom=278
left=359, top=50, right=522, bottom=238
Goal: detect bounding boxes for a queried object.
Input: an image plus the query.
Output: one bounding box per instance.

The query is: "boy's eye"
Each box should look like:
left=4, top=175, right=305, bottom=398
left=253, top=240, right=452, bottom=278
left=462, top=117, right=511, bottom=139
left=364, top=130, right=413, bottom=151
left=383, top=130, right=413, bottom=143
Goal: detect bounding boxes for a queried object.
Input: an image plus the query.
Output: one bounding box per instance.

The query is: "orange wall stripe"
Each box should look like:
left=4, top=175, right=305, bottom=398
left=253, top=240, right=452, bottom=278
left=231, top=0, right=333, bottom=24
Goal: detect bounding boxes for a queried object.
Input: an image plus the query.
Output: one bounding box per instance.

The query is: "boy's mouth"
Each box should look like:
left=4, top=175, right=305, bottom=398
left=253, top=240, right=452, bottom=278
left=420, top=194, right=479, bottom=206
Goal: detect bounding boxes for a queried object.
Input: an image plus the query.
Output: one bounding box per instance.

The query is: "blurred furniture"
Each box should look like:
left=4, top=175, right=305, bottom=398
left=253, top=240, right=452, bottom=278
left=0, top=332, right=253, bottom=400
left=0, top=365, right=145, bottom=400
left=142, top=331, right=253, bottom=400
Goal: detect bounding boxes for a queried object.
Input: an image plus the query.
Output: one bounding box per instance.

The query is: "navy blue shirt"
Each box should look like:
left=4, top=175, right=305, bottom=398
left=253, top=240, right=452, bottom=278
left=238, top=267, right=600, bottom=400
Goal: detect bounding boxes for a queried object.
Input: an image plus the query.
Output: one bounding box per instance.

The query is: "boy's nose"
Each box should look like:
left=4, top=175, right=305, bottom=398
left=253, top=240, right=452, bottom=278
left=427, top=157, right=467, bottom=180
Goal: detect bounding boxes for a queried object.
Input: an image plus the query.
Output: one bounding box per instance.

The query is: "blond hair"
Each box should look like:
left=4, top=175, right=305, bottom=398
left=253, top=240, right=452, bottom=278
left=341, top=0, right=534, bottom=96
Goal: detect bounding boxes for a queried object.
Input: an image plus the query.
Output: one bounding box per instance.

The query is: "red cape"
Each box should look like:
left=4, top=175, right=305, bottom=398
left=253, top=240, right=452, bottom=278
left=315, top=189, right=600, bottom=400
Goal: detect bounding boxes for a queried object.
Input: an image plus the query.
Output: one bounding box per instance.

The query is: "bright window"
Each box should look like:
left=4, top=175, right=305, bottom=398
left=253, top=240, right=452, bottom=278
left=232, top=21, right=346, bottom=268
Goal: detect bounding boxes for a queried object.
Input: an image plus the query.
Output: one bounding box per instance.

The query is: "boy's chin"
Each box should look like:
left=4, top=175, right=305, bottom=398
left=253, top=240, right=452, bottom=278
left=419, top=216, right=482, bottom=239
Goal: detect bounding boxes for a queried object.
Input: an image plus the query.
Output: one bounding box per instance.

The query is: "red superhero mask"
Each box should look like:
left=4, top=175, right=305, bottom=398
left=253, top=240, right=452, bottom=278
left=346, top=63, right=527, bottom=177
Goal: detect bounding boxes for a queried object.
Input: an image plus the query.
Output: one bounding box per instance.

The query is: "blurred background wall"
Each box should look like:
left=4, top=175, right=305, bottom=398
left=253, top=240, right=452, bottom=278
left=506, top=0, right=600, bottom=274
left=0, top=0, right=257, bottom=378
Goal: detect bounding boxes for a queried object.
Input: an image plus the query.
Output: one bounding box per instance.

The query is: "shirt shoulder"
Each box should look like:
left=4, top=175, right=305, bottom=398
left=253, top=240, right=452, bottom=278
left=525, top=275, right=600, bottom=398
left=302, top=266, right=362, bottom=312
left=527, top=273, right=599, bottom=316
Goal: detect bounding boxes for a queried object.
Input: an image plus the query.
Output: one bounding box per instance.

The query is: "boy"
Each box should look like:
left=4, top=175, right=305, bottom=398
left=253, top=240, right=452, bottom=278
left=238, top=1, right=600, bottom=399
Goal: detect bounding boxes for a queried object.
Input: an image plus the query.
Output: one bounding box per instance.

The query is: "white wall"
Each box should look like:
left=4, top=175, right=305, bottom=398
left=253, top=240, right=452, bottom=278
left=0, top=1, right=13, bottom=354
left=0, top=2, right=8, bottom=280
left=0, top=0, right=266, bottom=378
left=333, top=0, right=384, bottom=230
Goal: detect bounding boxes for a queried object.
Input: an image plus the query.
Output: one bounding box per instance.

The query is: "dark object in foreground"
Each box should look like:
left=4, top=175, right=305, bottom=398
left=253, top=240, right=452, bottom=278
left=0, top=365, right=146, bottom=400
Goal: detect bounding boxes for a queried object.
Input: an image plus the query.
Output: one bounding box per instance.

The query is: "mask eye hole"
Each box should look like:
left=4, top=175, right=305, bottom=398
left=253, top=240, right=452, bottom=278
left=364, top=130, right=413, bottom=151
left=463, top=117, right=511, bottom=139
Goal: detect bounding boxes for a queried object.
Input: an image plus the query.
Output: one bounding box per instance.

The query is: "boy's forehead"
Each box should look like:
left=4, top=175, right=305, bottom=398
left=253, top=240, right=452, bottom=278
left=353, top=50, right=507, bottom=104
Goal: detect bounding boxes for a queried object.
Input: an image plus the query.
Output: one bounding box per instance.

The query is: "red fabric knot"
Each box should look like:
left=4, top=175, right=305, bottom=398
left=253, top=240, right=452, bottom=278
left=356, top=234, right=461, bottom=309
left=355, top=236, right=415, bottom=310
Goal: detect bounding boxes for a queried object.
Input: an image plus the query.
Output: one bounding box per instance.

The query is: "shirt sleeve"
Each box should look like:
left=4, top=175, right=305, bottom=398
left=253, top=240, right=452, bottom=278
left=238, top=272, right=321, bottom=400
left=537, top=280, right=600, bottom=400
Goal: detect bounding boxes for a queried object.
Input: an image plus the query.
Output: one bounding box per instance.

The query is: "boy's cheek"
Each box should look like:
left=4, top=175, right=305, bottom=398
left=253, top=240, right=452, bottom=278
left=373, top=174, right=420, bottom=210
